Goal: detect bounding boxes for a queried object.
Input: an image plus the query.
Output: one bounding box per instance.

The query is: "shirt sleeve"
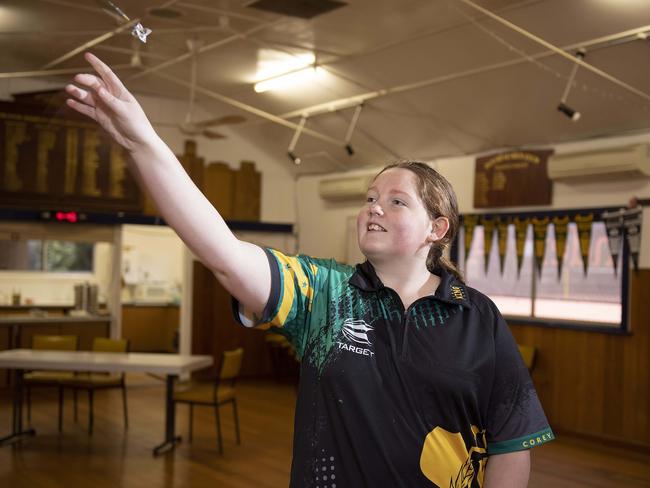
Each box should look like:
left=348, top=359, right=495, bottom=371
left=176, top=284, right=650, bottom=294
left=231, top=247, right=321, bottom=358
left=486, top=307, right=555, bottom=455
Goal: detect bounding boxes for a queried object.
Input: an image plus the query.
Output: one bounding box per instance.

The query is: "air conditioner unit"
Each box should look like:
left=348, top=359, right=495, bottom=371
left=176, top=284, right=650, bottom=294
left=318, top=174, right=374, bottom=201
left=548, top=144, right=650, bottom=180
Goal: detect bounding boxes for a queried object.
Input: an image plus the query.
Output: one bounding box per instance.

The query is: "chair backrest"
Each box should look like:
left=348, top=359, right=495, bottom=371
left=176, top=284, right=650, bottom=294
left=92, top=337, right=128, bottom=353
left=32, top=334, right=77, bottom=351
left=517, top=344, right=536, bottom=372
left=219, top=348, right=244, bottom=382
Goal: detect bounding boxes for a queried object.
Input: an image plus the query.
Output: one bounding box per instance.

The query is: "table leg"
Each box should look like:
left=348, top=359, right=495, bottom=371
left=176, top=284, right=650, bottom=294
left=0, top=369, right=36, bottom=446
left=5, top=326, right=18, bottom=386
left=152, top=374, right=181, bottom=456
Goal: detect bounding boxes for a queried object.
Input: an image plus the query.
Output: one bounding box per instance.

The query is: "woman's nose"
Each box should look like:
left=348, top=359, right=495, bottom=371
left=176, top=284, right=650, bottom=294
left=369, top=202, right=384, bottom=216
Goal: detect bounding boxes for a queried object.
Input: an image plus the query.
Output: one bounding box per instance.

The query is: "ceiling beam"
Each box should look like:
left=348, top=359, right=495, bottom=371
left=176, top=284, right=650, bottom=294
left=126, top=18, right=284, bottom=82
left=151, top=70, right=345, bottom=147
left=459, top=0, right=650, bottom=102
left=0, top=64, right=133, bottom=79
left=39, top=0, right=181, bottom=70
left=278, top=23, right=650, bottom=120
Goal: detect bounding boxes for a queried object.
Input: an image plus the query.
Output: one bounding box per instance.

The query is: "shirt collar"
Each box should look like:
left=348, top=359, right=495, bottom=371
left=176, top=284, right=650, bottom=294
left=349, top=260, right=471, bottom=308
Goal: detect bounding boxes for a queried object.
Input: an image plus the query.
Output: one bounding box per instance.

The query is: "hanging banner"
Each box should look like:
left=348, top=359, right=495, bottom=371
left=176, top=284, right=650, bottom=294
left=574, top=213, right=594, bottom=276
left=474, top=150, right=553, bottom=208
left=552, top=215, right=570, bottom=279
left=601, top=208, right=625, bottom=274
left=463, top=214, right=479, bottom=264
left=531, top=216, right=550, bottom=276
left=623, top=207, right=643, bottom=271
left=496, top=216, right=510, bottom=274
left=481, top=216, right=496, bottom=274
left=514, top=217, right=530, bottom=276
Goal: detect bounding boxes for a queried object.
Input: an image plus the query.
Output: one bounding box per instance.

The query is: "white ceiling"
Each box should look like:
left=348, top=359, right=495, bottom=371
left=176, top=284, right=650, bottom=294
left=2, top=0, right=650, bottom=174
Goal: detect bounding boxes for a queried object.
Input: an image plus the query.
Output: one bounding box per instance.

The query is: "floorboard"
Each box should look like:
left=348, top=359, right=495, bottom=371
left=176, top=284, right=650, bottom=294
left=0, top=374, right=648, bottom=487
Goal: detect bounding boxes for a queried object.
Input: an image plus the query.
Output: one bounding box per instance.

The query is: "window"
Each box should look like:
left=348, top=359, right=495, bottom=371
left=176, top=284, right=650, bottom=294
left=0, top=239, right=94, bottom=272
left=459, top=211, right=625, bottom=330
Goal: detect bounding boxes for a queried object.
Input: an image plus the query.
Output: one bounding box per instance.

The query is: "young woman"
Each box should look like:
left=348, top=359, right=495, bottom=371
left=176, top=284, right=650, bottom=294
left=66, top=53, right=553, bottom=488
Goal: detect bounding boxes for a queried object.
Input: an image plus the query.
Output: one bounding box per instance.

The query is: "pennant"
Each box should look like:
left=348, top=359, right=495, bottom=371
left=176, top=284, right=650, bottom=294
left=481, top=216, right=496, bottom=274
left=513, top=217, right=530, bottom=276
left=623, top=207, right=643, bottom=272
left=552, top=215, right=569, bottom=279
left=496, top=216, right=510, bottom=275
left=574, top=214, right=594, bottom=276
left=601, top=209, right=625, bottom=275
left=463, top=214, right=479, bottom=264
left=531, top=217, right=550, bottom=276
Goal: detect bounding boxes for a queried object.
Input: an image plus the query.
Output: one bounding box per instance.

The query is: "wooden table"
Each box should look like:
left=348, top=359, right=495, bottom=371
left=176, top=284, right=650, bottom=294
left=0, top=349, right=212, bottom=455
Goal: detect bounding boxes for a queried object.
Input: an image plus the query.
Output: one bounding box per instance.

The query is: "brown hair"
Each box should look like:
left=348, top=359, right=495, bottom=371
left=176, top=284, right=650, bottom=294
left=375, top=160, right=464, bottom=282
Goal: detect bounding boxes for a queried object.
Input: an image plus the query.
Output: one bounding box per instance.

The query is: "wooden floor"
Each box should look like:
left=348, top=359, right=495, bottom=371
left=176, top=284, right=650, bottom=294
left=0, top=374, right=648, bottom=487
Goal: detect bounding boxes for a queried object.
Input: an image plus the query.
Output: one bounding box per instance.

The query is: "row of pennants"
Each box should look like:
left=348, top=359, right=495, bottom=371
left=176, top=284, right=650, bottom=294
left=461, top=206, right=642, bottom=278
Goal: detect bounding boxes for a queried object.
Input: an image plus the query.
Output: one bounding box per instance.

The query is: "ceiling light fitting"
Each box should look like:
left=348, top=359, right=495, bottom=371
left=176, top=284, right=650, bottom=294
left=557, top=50, right=585, bottom=121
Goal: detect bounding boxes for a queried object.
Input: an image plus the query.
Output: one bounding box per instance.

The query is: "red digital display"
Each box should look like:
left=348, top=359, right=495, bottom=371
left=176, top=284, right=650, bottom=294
left=55, top=211, right=78, bottom=223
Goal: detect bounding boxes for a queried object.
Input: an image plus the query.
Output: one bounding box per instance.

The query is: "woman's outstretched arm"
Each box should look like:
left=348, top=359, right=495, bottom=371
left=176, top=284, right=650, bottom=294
left=66, top=52, right=270, bottom=316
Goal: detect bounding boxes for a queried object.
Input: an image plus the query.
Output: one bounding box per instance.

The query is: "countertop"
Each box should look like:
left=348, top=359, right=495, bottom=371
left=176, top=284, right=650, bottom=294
left=0, top=314, right=112, bottom=324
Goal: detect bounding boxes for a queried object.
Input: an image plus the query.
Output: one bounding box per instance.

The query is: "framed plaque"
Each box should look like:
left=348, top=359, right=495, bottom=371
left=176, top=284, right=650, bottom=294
left=474, top=150, right=553, bottom=208
left=0, top=99, right=142, bottom=212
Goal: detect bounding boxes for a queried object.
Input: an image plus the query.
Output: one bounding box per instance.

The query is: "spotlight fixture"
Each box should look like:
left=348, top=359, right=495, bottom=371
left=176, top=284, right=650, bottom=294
left=287, top=151, right=302, bottom=165
left=557, top=50, right=585, bottom=122
left=343, top=103, right=363, bottom=157
left=287, top=116, right=307, bottom=165
left=557, top=102, right=580, bottom=121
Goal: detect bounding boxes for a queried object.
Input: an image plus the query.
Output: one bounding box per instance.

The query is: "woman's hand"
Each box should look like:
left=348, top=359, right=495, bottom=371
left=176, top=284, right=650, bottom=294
left=65, top=52, right=157, bottom=152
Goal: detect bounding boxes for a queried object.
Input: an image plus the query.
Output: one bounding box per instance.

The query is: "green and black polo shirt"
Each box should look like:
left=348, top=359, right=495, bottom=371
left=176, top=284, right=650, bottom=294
left=233, top=248, right=554, bottom=488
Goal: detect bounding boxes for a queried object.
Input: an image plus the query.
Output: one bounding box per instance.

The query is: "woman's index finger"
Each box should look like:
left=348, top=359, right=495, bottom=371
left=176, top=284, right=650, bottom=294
left=84, top=52, right=127, bottom=95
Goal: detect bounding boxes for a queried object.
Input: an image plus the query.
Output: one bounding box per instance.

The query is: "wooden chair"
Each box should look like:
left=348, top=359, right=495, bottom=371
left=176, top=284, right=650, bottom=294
left=517, top=344, right=537, bottom=373
left=24, top=334, right=78, bottom=432
left=173, top=347, right=244, bottom=454
left=60, top=337, right=129, bottom=435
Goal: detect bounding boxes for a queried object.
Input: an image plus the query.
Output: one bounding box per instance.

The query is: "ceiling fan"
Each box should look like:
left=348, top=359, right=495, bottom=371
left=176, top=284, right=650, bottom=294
left=179, top=39, right=246, bottom=139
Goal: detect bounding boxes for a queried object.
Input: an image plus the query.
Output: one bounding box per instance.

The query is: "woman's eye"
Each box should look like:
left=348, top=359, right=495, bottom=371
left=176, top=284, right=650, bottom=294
left=366, top=196, right=376, bottom=203
left=393, top=199, right=405, bottom=206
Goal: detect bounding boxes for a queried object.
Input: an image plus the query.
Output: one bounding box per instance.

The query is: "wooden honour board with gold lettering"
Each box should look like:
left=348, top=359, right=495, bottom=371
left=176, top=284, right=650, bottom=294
left=474, top=150, right=553, bottom=208
left=0, top=101, right=141, bottom=212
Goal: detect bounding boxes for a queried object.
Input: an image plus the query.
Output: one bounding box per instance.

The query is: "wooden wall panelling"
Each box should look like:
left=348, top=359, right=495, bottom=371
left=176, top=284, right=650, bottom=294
left=204, top=162, right=234, bottom=220
left=510, top=269, right=650, bottom=449
left=191, top=260, right=273, bottom=379
left=624, top=271, right=650, bottom=443
left=232, top=161, right=260, bottom=221
left=121, top=306, right=179, bottom=352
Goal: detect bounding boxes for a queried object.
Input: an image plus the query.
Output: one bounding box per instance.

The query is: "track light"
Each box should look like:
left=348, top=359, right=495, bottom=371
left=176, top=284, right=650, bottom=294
left=287, top=151, right=301, bottom=165
left=557, top=50, right=585, bottom=122
left=344, top=104, right=363, bottom=157
left=287, top=115, right=307, bottom=165
left=557, top=102, right=580, bottom=121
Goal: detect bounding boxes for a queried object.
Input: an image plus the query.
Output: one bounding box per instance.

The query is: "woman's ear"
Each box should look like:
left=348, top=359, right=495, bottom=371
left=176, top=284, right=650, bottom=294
left=428, top=217, right=450, bottom=243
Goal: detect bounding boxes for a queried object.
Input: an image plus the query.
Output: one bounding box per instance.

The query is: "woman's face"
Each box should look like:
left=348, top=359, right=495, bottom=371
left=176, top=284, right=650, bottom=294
left=357, top=168, right=438, bottom=263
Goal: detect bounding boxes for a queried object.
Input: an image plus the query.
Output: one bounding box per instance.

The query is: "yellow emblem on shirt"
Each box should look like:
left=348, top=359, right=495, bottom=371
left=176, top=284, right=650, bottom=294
left=451, top=285, right=466, bottom=301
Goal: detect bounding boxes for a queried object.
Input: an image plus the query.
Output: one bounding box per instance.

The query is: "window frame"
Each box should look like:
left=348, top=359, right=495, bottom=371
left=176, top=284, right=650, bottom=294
left=453, top=207, right=631, bottom=335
